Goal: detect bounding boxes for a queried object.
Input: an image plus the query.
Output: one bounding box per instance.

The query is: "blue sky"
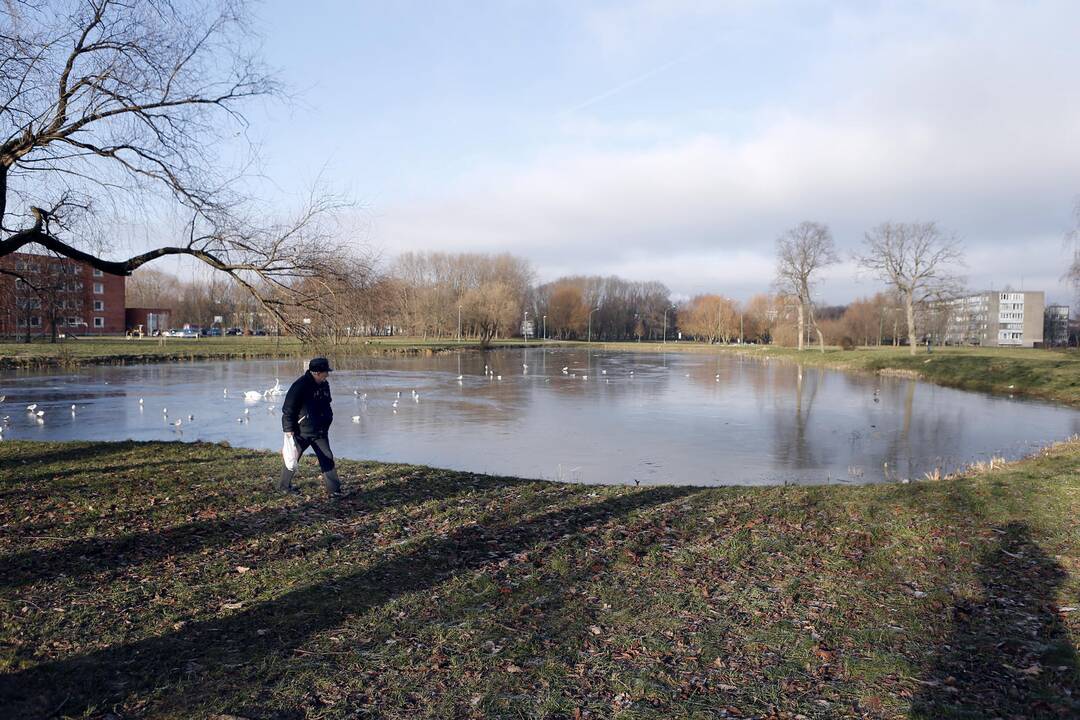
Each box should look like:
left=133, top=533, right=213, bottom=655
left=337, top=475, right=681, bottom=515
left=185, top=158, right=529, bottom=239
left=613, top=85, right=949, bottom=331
left=220, top=0, right=1080, bottom=304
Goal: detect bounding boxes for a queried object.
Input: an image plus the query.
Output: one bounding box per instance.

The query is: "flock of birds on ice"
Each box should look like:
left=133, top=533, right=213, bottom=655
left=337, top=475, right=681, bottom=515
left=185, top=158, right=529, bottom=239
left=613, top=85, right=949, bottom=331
left=0, top=361, right=753, bottom=439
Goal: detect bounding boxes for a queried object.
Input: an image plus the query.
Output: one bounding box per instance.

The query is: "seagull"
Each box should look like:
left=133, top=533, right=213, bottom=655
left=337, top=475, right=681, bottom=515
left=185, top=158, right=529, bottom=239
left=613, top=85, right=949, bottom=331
left=600, top=370, right=606, bottom=375
left=0, top=395, right=5, bottom=403
left=138, top=398, right=144, bottom=405
left=392, top=400, right=398, bottom=408
left=353, top=389, right=360, bottom=396
left=496, top=375, right=502, bottom=380
left=456, top=375, right=464, bottom=381
left=414, top=394, right=420, bottom=402
left=223, top=388, right=229, bottom=396
left=562, top=366, right=569, bottom=373
left=582, top=375, right=588, bottom=380
left=243, top=408, right=250, bottom=415
left=70, top=404, right=76, bottom=411
left=188, top=415, right=194, bottom=421
left=170, top=419, right=182, bottom=427
left=26, top=404, right=37, bottom=412
left=162, top=407, right=168, bottom=414
left=396, top=391, right=401, bottom=399
left=351, top=415, right=361, bottom=423
left=35, top=410, right=44, bottom=417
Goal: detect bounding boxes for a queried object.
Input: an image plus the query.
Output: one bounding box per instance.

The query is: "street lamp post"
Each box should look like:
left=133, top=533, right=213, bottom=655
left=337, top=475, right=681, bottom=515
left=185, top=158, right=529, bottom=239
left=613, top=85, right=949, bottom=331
left=542, top=314, right=547, bottom=342
left=663, top=306, right=672, bottom=344
left=523, top=310, right=528, bottom=345
left=588, top=306, right=600, bottom=343
left=457, top=305, right=462, bottom=342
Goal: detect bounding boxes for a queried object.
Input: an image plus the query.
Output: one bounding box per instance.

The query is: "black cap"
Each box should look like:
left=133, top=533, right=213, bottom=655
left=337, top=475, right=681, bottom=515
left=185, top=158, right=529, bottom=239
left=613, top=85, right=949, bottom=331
left=308, top=357, right=332, bottom=373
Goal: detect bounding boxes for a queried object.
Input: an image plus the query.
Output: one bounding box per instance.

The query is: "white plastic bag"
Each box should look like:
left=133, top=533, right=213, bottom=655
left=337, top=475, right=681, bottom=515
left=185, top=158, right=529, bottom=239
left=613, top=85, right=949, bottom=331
left=282, top=432, right=301, bottom=471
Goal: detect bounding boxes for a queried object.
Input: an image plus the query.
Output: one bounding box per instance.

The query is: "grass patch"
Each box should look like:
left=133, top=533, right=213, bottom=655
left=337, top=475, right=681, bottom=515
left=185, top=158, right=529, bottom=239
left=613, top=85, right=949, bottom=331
left=1, top=439, right=1077, bottom=718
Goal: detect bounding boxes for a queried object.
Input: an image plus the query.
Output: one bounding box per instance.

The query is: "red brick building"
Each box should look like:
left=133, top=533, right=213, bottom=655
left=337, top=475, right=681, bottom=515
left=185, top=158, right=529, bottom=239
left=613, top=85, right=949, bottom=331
left=0, top=251, right=126, bottom=337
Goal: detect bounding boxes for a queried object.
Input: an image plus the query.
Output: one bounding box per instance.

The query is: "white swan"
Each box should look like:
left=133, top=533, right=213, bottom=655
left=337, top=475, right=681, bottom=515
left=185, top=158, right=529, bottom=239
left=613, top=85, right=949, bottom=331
left=267, top=378, right=284, bottom=395
left=243, top=390, right=263, bottom=402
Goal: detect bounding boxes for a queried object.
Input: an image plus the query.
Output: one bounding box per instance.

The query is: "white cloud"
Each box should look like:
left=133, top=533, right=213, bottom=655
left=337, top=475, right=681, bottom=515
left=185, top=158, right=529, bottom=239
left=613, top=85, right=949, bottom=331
left=371, top=2, right=1080, bottom=304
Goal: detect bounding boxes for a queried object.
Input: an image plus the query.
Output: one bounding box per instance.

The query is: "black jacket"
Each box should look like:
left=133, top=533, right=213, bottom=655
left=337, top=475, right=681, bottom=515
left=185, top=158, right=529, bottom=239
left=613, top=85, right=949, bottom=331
left=281, top=372, right=333, bottom=438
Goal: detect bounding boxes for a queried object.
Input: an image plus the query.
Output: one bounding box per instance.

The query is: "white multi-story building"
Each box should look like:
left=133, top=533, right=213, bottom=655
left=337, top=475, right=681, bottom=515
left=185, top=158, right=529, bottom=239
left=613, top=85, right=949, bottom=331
left=934, top=291, right=1045, bottom=347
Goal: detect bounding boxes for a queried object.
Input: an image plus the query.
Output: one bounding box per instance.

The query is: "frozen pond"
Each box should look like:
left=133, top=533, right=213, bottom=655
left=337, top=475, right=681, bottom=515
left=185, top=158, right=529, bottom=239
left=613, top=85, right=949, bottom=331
left=1, top=348, right=1078, bottom=485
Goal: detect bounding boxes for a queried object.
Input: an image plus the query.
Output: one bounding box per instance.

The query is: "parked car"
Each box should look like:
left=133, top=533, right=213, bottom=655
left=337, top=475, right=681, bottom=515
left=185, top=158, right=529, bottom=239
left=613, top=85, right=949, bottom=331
left=225, top=327, right=242, bottom=336
left=166, top=328, right=198, bottom=338
left=205, top=327, right=222, bottom=337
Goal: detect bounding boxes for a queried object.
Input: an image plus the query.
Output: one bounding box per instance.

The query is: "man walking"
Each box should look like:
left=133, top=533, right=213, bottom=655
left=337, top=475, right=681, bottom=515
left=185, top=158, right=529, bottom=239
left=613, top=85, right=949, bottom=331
left=279, top=357, right=341, bottom=495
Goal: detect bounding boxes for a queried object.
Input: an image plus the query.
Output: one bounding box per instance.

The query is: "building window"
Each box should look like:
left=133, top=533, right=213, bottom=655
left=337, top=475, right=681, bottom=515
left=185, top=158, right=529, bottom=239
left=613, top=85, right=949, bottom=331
left=92, top=268, right=104, bottom=277
left=67, top=317, right=79, bottom=326
left=94, top=317, right=105, bottom=328
left=93, top=300, right=104, bottom=311
left=30, top=316, right=41, bottom=327
left=93, top=282, right=104, bottom=294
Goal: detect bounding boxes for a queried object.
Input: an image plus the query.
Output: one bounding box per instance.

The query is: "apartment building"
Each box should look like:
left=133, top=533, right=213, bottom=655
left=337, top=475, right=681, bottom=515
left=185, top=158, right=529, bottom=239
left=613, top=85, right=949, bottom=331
left=934, top=291, right=1045, bottom=348
left=0, top=251, right=126, bottom=337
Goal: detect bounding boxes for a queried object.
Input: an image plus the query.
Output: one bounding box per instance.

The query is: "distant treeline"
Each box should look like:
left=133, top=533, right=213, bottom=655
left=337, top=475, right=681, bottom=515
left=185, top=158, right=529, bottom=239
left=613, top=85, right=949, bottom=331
left=129, top=251, right=912, bottom=347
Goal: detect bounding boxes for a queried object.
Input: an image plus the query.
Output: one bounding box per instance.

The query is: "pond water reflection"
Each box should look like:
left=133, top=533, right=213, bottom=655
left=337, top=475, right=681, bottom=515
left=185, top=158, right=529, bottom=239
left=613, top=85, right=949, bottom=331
left=1, top=348, right=1078, bottom=485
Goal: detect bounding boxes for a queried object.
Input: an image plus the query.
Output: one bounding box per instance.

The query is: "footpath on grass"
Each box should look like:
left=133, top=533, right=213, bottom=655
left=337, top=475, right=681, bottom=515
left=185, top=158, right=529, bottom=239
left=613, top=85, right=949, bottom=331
left=1, top=439, right=1077, bottom=718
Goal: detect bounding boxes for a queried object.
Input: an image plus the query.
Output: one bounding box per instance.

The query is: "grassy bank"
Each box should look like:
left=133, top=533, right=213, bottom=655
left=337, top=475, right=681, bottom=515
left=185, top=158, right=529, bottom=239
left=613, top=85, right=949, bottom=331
left=1, top=440, right=1077, bottom=718
left=0, top=337, right=537, bottom=369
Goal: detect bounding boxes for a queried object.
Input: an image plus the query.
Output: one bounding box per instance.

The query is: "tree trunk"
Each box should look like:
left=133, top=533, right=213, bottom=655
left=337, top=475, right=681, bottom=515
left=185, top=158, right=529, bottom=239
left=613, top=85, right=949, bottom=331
left=797, top=302, right=805, bottom=351
left=805, top=300, right=825, bottom=353
left=905, top=292, right=917, bottom=355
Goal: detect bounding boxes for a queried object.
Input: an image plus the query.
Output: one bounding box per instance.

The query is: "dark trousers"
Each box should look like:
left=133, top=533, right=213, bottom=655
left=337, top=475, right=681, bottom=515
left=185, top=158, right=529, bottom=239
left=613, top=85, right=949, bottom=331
left=279, top=435, right=337, bottom=492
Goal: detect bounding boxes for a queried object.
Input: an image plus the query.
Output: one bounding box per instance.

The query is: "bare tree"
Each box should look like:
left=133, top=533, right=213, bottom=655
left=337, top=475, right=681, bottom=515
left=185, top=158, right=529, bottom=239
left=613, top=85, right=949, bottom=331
left=1066, top=199, right=1080, bottom=305
left=855, top=221, right=964, bottom=355
left=460, top=281, right=518, bottom=347
left=0, top=0, right=347, bottom=336
left=775, top=221, right=838, bottom=352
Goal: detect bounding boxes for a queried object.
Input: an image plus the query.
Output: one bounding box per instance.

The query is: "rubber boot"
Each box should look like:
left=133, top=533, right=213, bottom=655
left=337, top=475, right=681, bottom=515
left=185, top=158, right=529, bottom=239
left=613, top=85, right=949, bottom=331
left=277, top=466, right=300, bottom=494
left=322, top=468, right=342, bottom=496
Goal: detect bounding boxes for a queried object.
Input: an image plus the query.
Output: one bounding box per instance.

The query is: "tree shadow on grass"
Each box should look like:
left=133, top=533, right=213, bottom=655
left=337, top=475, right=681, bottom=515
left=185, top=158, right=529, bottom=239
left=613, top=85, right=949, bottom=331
left=0, top=440, right=136, bottom=482
left=0, top=465, right=531, bottom=589
left=911, top=522, right=1080, bottom=719
left=0, top=486, right=698, bottom=717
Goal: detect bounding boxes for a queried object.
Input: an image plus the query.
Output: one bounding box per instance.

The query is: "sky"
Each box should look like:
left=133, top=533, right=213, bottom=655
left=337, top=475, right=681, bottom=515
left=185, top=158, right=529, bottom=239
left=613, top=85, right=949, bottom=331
left=227, top=0, right=1080, bottom=305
